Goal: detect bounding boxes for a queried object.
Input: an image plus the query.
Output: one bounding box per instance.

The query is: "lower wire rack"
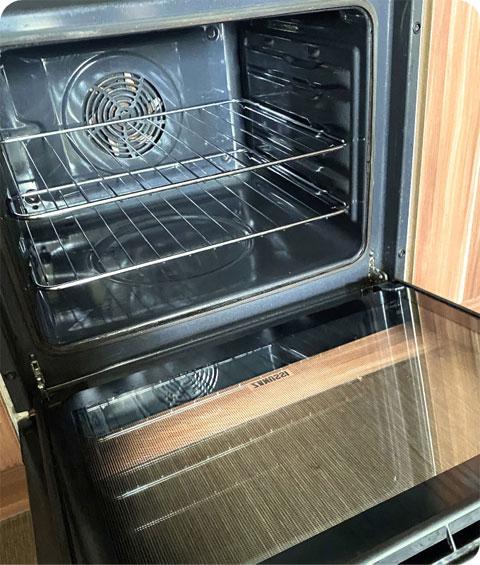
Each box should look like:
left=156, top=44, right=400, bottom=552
left=22, top=165, right=347, bottom=290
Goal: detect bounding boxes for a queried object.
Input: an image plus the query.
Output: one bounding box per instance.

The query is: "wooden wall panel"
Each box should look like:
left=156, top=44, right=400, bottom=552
left=408, top=0, right=480, bottom=312
left=0, top=396, right=30, bottom=521
left=0, top=394, right=35, bottom=563
left=0, top=395, right=22, bottom=471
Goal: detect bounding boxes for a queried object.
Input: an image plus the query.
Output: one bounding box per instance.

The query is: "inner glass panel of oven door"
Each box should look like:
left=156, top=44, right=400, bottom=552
left=46, top=285, right=480, bottom=564
left=0, top=8, right=370, bottom=345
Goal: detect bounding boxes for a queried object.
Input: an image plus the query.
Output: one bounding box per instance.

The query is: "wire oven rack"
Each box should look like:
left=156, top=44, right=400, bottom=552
left=1, top=100, right=345, bottom=219
left=1, top=99, right=348, bottom=290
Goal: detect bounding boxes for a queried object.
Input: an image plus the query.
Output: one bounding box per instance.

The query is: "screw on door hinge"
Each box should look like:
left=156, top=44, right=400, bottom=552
left=30, top=355, right=47, bottom=396
left=368, top=251, right=388, bottom=283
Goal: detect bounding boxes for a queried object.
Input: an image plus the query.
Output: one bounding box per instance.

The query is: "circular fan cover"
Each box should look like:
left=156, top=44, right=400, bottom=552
left=83, top=72, right=166, bottom=159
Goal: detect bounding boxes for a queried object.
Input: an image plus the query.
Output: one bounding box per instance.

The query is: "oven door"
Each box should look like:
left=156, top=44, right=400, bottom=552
left=20, top=283, right=480, bottom=564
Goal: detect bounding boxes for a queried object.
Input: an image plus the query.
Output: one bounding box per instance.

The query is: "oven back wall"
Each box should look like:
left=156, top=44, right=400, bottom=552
left=0, top=26, right=237, bottom=191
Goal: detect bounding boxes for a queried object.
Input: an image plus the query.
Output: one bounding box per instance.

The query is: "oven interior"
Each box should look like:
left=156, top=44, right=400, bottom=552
left=0, top=8, right=371, bottom=346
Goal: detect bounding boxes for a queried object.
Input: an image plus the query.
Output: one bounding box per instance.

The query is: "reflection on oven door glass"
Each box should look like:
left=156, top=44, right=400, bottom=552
left=64, top=287, right=479, bottom=563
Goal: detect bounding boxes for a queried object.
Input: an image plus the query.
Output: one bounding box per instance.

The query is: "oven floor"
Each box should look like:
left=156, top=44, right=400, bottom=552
left=45, top=287, right=480, bottom=563
left=35, top=213, right=361, bottom=345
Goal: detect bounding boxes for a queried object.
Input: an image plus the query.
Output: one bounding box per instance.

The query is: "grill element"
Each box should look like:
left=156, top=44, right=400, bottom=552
left=84, top=72, right=166, bottom=159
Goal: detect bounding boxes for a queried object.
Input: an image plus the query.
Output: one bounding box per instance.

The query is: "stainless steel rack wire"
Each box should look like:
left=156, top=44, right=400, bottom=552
left=1, top=99, right=349, bottom=291
left=1, top=99, right=346, bottom=220
left=24, top=165, right=348, bottom=290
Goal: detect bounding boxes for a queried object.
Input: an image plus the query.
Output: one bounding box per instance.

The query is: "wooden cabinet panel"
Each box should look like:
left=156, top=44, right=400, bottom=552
left=0, top=396, right=35, bottom=563
left=0, top=397, right=29, bottom=520
left=0, top=396, right=22, bottom=471
left=408, top=0, right=480, bottom=312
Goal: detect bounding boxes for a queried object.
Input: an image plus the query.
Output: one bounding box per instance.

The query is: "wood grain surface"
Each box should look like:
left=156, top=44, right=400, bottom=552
left=0, top=394, right=35, bottom=563
left=408, top=0, right=480, bottom=312
left=0, top=511, right=36, bottom=565
left=0, top=465, right=30, bottom=522
left=0, top=396, right=30, bottom=522
left=95, top=325, right=424, bottom=476
left=0, top=396, right=22, bottom=472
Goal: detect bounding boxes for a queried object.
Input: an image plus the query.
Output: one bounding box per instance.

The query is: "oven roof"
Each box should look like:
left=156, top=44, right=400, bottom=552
left=0, top=0, right=370, bottom=49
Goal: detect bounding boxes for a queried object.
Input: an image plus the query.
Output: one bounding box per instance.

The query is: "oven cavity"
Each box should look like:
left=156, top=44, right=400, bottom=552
left=0, top=9, right=372, bottom=344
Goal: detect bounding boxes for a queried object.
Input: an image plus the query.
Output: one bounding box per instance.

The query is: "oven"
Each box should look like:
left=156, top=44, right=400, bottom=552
left=0, top=1, right=479, bottom=563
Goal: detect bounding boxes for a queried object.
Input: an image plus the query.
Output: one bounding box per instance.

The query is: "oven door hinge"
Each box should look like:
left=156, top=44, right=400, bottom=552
left=368, top=252, right=388, bottom=283
left=30, top=356, right=48, bottom=399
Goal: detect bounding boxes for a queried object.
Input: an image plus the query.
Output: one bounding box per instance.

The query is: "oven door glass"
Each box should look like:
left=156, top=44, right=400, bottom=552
left=42, top=284, right=480, bottom=563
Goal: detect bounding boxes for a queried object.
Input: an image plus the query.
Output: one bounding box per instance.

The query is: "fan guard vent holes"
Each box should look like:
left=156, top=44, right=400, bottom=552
left=83, top=72, right=166, bottom=159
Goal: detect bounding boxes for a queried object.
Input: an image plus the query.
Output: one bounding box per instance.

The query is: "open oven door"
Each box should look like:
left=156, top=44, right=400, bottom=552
left=19, top=282, right=480, bottom=564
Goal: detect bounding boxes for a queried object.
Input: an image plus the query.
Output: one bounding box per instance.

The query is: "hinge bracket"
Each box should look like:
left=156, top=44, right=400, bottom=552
left=30, top=355, right=48, bottom=398
left=368, top=251, right=388, bottom=283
